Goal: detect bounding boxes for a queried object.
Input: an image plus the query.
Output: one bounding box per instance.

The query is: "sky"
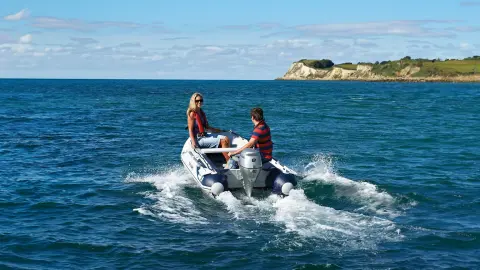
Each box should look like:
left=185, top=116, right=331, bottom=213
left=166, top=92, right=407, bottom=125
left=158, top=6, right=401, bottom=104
left=1, top=0, right=480, bottom=79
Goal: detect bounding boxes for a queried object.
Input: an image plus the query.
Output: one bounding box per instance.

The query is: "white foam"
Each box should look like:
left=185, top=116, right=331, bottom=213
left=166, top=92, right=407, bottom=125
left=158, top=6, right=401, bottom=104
left=216, top=191, right=278, bottom=221
left=215, top=189, right=401, bottom=250
left=216, top=191, right=245, bottom=219
left=127, top=166, right=209, bottom=225
left=272, top=189, right=401, bottom=250
left=126, top=158, right=404, bottom=250
left=302, top=154, right=401, bottom=218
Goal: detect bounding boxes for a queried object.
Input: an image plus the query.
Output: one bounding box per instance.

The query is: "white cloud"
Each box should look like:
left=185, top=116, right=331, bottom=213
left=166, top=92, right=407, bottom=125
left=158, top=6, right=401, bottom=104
left=219, top=22, right=282, bottom=31
left=16, top=62, right=37, bottom=68
left=19, top=34, right=32, bottom=44
left=447, top=26, right=480, bottom=32
left=1, top=23, right=477, bottom=79
left=204, top=46, right=223, bottom=52
left=70, top=37, right=98, bottom=45
left=460, top=42, right=471, bottom=50
left=31, top=16, right=143, bottom=32
left=4, top=9, right=30, bottom=21
left=267, top=39, right=314, bottom=49
left=278, top=51, right=292, bottom=57
left=117, top=42, right=141, bottom=48
left=10, top=44, right=31, bottom=54
left=143, top=54, right=164, bottom=61
left=45, top=47, right=66, bottom=53
left=264, top=20, right=457, bottom=38
left=158, top=37, right=191, bottom=41
left=355, top=39, right=378, bottom=48
left=32, top=17, right=92, bottom=31
left=298, top=21, right=454, bottom=37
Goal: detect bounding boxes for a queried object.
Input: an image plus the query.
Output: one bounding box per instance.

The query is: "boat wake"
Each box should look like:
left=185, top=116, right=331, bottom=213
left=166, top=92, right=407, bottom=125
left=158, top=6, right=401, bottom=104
left=301, top=154, right=403, bottom=218
left=216, top=189, right=402, bottom=250
left=128, top=155, right=407, bottom=250
left=126, top=166, right=209, bottom=225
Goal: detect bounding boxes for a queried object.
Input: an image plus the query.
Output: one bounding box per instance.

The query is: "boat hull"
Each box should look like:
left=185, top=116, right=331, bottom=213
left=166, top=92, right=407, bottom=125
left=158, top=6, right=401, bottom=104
left=181, top=131, right=297, bottom=196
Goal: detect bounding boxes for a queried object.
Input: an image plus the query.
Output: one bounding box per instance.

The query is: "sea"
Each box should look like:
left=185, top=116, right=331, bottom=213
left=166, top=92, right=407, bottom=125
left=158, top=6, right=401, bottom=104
left=1, top=79, right=479, bottom=269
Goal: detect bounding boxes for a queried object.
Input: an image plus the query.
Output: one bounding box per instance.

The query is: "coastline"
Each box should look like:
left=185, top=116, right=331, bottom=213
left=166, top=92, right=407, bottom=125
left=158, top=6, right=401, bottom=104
left=275, top=75, right=480, bottom=83
left=277, top=62, right=480, bottom=83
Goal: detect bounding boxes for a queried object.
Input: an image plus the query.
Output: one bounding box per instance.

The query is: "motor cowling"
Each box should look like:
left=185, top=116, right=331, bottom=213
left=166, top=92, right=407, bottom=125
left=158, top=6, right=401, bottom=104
left=238, top=148, right=262, bottom=197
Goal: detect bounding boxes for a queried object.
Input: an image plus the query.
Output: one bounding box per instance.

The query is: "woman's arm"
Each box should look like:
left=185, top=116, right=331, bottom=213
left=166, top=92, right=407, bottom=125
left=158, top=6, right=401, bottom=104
left=188, top=112, right=198, bottom=148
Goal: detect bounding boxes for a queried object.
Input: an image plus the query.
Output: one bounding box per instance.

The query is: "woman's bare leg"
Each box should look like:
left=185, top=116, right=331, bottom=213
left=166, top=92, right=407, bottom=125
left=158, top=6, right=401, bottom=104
left=220, top=137, right=230, bottom=162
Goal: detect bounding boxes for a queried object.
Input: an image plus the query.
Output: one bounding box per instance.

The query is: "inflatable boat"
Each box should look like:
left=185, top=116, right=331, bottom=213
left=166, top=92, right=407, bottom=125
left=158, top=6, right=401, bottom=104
left=180, top=131, right=297, bottom=197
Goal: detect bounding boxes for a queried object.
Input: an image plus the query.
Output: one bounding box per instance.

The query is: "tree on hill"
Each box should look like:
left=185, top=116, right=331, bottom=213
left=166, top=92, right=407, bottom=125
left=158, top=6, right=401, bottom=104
left=415, top=58, right=432, bottom=62
left=312, top=59, right=334, bottom=68
left=299, top=59, right=335, bottom=68
left=464, top=56, right=480, bottom=60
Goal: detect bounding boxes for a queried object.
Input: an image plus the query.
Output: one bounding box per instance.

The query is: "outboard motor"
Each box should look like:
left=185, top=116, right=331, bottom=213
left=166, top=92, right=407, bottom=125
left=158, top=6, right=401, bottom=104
left=238, top=149, right=262, bottom=197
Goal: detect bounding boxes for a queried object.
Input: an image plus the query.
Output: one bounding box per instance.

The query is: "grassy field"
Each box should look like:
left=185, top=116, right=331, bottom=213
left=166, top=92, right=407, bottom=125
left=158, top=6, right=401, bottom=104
left=424, top=60, right=479, bottom=73
left=411, top=60, right=479, bottom=77
left=335, top=64, right=358, bottom=70
left=372, top=59, right=479, bottom=77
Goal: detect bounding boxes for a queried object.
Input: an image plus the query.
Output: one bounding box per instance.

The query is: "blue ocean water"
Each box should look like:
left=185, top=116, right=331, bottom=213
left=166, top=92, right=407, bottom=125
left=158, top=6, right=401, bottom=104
left=1, top=79, right=479, bottom=269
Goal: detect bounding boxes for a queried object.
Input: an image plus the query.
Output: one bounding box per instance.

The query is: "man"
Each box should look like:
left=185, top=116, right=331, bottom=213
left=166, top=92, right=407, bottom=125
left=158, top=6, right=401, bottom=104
left=228, top=107, right=272, bottom=163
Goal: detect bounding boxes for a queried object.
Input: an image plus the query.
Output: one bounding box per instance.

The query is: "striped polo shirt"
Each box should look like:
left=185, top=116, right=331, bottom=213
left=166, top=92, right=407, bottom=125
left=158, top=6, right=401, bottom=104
left=251, top=121, right=273, bottom=162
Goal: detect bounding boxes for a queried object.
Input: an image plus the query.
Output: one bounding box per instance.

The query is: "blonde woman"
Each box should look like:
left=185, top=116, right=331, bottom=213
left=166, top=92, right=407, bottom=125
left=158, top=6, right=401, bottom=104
left=187, top=93, right=230, bottom=161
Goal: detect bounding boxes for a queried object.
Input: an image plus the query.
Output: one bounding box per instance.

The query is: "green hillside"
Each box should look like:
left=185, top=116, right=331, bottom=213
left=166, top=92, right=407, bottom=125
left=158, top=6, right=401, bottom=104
left=298, top=56, right=480, bottom=77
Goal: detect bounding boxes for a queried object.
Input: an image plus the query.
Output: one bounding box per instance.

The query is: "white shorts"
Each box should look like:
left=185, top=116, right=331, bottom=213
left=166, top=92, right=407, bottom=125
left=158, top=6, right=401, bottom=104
left=197, top=133, right=226, bottom=148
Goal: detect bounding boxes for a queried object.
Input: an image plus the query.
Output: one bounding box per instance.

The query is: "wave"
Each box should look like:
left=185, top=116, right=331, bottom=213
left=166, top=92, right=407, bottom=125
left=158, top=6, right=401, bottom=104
left=301, top=154, right=405, bottom=218
left=216, top=189, right=402, bottom=251
left=126, top=166, right=209, bottom=225
left=128, top=155, right=406, bottom=250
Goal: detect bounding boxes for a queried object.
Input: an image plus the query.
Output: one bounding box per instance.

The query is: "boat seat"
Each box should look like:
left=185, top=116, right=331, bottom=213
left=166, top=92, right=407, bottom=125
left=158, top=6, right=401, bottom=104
left=205, top=153, right=227, bottom=169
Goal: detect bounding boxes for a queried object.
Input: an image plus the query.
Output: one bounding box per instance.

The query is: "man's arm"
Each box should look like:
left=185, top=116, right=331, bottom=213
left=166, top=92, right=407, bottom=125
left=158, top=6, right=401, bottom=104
left=228, top=137, right=257, bottom=157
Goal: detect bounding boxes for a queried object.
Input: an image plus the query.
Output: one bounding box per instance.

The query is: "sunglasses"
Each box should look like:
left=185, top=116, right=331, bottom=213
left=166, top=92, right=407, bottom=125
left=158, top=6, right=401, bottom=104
left=195, top=99, right=204, bottom=103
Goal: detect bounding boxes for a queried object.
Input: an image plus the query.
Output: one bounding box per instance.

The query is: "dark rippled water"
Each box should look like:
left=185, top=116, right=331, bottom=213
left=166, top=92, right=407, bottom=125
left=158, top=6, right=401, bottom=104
left=1, top=79, right=479, bottom=269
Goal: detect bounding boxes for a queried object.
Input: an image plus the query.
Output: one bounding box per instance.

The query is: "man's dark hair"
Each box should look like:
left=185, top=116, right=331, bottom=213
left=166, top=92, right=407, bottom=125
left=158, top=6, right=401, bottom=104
left=250, top=107, right=264, bottom=121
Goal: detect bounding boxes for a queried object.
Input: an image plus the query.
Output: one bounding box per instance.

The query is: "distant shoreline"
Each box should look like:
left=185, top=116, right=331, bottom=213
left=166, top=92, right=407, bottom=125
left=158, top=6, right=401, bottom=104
left=275, top=76, right=480, bottom=83
left=278, top=57, right=480, bottom=82
left=0, top=77, right=479, bottom=82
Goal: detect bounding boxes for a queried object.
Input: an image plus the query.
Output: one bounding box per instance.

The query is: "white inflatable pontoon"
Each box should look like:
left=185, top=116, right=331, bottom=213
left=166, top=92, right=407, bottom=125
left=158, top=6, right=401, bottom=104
left=180, top=131, right=297, bottom=197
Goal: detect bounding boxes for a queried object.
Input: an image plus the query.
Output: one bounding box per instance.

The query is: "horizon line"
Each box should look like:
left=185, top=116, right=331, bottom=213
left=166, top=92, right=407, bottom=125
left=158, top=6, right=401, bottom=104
left=0, top=77, right=275, bottom=81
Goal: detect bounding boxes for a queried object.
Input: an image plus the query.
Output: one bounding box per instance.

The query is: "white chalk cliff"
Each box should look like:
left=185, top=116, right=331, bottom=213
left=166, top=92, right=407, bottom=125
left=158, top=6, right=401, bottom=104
left=277, top=61, right=480, bottom=82
left=279, top=62, right=382, bottom=80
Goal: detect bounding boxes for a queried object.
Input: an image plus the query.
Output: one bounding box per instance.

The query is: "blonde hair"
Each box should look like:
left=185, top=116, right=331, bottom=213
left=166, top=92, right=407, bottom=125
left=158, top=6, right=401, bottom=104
left=186, top=92, right=203, bottom=117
